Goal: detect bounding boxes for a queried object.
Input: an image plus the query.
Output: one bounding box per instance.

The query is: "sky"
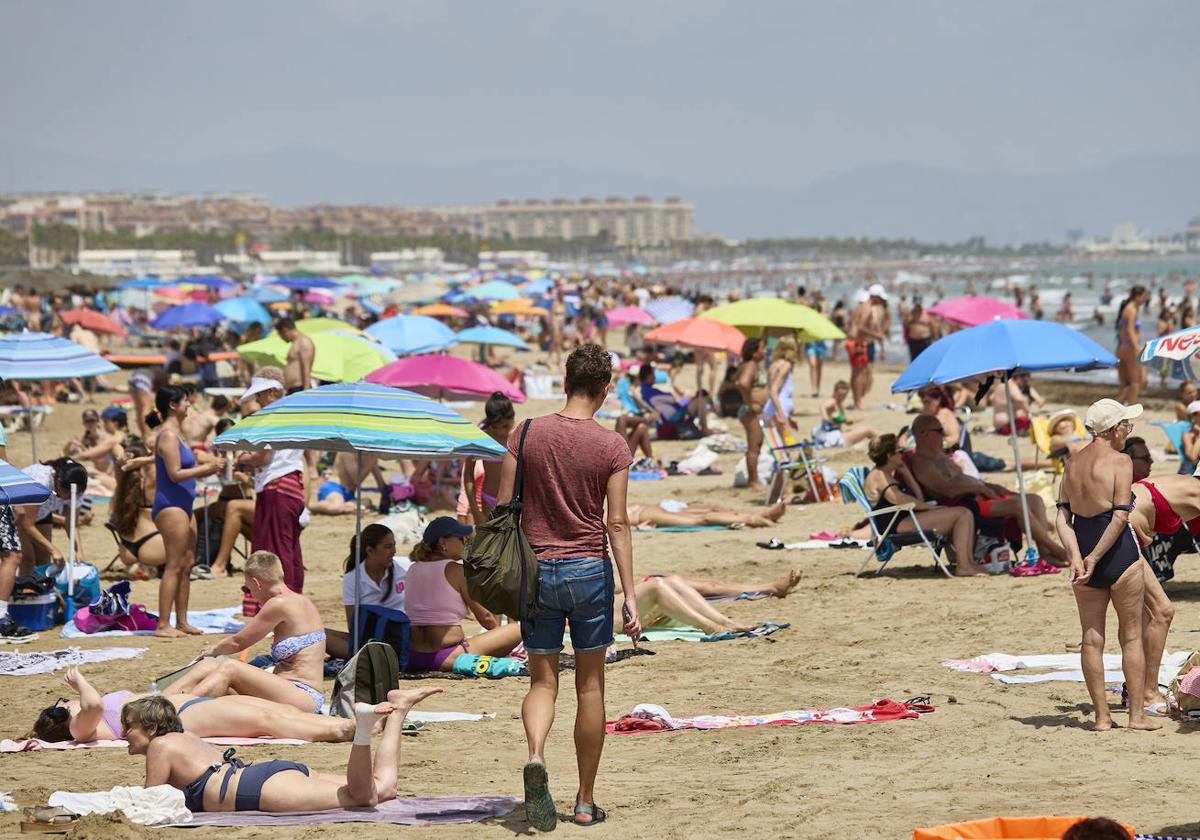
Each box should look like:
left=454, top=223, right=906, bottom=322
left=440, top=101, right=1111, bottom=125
left=1, top=1, right=1197, bottom=237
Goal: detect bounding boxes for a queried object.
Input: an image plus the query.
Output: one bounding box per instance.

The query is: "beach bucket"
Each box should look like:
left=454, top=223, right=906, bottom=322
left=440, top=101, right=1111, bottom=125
left=913, top=816, right=1133, bottom=839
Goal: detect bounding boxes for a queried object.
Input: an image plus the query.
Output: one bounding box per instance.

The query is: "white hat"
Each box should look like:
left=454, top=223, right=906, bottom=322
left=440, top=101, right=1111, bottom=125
left=854, top=288, right=870, bottom=304
left=1084, top=398, right=1143, bottom=434
left=239, top=377, right=285, bottom=403
left=868, top=283, right=889, bottom=300
left=1188, top=400, right=1200, bottom=416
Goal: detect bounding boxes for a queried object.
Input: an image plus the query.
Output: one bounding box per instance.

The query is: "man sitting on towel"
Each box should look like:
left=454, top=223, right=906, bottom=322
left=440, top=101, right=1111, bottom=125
left=637, top=363, right=707, bottom=440
left=906, top=414, right=1067, bottom=566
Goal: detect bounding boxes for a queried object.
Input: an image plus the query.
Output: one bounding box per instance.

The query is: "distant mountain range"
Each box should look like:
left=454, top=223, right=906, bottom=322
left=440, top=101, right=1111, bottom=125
left=2, top=142, right=1197, bottom=244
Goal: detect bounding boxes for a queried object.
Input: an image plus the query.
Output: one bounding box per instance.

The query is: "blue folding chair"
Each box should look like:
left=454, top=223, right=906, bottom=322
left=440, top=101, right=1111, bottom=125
left=838, top=466, right=952, bottom=578
left=1152, top=420, right=1195, bottom=475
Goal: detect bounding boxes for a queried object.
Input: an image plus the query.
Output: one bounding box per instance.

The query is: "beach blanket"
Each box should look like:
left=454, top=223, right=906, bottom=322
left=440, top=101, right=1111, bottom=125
left=607, top=698, right=925, bottom=734
left=613, top=621, right=788, bottom=645
left=629, top=470, right=666, bottom=481
left=50, top=785, right=189, bottom=826
left=635, top=524, right=727, bottom=533
left=944, top=650, right=1192, bottom=686
left=171, top=796, right=519, bottom=827
left=60, top=607, right=243, bottom=638
left=0, top=646, right=146, bottom=677
left=784, top=539, right=869, bottom=550
left=2, top=735, right=308, bottom=753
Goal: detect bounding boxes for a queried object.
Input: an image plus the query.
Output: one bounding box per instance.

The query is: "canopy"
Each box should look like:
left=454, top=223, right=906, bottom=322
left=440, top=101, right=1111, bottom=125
left=214, top=297, right=273, bottom=326
left=644, top=296, right=695, bottom=325
left=273, top=276, right=341, bottom=291
left=605, top=306, right=656, bottom=328
left=236, top=330, right=394, bottom=382
left=366, top=315, right=458, bottom=356
left=61, top=309, right=127, bottom=337
left=928, top=296, right=1028, bottom=327
left=179, top=274, right=235, bottom=289
left=151, top=302, right=225, bottom=330
left=702, top=298, right=845, bottom=340
left=645, top=317, right=748, bottom=355
left=366, top=355, right=526, bottom=402
left=455, top=325, right=530, bottom=350
left=490, top=297, right=540, bottom=316
left=0, top=458, right=53, bottom=506
left=465, top=279, right=521, bottom=302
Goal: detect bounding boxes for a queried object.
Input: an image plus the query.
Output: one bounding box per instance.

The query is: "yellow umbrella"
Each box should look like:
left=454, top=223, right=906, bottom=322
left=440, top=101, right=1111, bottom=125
left=702, top=298, right=845, bottom=340
left=296, top=317, right=367, bottom=337
left=414, top=303, right=469, bottom=318
left=237, top=330, right=393, bottom=382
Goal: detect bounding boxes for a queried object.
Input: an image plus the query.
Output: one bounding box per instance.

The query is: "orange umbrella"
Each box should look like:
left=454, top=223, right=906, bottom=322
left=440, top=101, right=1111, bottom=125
left=61, top=309, right=127, bottom=337
left=489, top=297, right=535, bottom=315
left=414, top=303, right=469, bottom=318
left=645, top=317, right=747, bottom=354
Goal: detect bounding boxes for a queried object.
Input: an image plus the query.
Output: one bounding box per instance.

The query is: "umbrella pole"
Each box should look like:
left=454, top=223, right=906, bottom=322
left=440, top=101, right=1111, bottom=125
left=66, top=485, right=77, bottom=621
left=352, top=450, right=363, bottom=653
left=1003, top=373, right=1038, bottom=563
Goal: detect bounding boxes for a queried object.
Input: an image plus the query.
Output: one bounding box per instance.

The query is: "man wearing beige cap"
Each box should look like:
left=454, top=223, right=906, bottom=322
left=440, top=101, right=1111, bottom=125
left=1056, top=398, right=1160, bottom=731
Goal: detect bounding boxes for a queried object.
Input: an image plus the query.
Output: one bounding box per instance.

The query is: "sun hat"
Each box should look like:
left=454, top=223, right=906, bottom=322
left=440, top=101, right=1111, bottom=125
left=853, top=289, right=870, bottom=304
left=868, top=283, right=889, bottom=300
left=239, top=376, right=285, bottom=404
left=1084, top=399, right=1143, bottom=434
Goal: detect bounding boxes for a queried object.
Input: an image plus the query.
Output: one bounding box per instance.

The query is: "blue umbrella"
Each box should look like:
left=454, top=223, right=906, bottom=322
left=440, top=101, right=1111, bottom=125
left=0, top=458, right=52, bottom=507
left=366, top=314, right=458, bottom=356
left=274, top=276, right=341, bottom=291
left=0, top=306, right=20, bottom=317
left=519, top=277, right=554, bottom=296
left=250, top=285, right=290, bottom=304
left=892, top=319, right=1117, bottom=564
left=180, top=274, right=235, bottom=288
left=464, top=279, right=521, bottom=302
left=151, top=302, right=226, bottom=330
left=214, top=296, right=273, bottom=325
left=645, top=296, right=695, bottom=325
left=455, top=325, right=530, bottom=350
left=116, top=276, right=172, bottom=290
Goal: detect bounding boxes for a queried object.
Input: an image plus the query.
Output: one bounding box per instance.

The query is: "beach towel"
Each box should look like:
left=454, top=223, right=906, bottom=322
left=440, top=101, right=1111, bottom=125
left=405, top=711, right=495, bottom=723
left=60, top=607, right=242, bottom=638
left=612, top=622, right=787, bottom=645
left=635, top=524, right=727, bottom=533
left=0, top=646, right=146, bottom=677
left=784, top=539, right=869, bottom=550
left=169, top=796, right=519, bottom=827
left=607, top=698, right=925, bottom=734
left=944, top=650, right=1192, bottom=686
left=1, top=735, right=308, bottom=753
left=49, top=785, right=189, bottom=826
left=629, top=470, right=666, bottom=481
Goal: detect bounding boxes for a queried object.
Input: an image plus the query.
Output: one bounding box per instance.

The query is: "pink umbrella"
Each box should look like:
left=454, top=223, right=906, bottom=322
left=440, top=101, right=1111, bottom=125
left=605, top=306, right=656, bottom=328
left=365, top=354, right=526, bottom=403
left=927, top=296, right=1028, bottom=327
left=305, top=289, right=338, bottom=306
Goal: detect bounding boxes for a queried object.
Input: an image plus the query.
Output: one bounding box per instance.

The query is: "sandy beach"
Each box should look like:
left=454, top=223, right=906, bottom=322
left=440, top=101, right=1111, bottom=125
left=1, top=355, right=1197, bottom=840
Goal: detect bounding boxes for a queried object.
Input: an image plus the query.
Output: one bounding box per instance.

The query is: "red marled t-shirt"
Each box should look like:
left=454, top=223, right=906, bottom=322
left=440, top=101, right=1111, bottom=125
left=507, top=414, right=633, bottom=561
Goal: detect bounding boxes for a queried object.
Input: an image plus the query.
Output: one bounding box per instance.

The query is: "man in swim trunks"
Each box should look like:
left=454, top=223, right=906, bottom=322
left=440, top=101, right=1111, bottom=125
left=1124, top=436, right=1196, bottom=581
left=846, top=289, right=885, bottom=410
left=311, top=451, right=387, bottom=516
left=908, top=414, right=1067, bottom=565
left=277, top=318, right=315, bottom=394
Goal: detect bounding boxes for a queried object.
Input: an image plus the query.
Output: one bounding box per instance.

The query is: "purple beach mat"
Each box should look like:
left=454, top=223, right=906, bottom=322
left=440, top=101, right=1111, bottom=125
left=171, top=795, right=519, bottom=827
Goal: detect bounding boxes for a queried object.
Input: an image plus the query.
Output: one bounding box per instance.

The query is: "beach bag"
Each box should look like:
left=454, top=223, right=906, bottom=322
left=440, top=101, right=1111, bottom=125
left=464, top=419, right=538, bottom=620
left=1167, top=651, right=1200, bottom=718
left=353, top=605, right=410, bottom=671
left=329, top=640, right=400, bottom=719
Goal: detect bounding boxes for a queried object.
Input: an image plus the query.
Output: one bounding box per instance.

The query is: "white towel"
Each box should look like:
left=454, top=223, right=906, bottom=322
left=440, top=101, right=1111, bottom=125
left=0, top=646, right=146, bottom=677
left=49, top=785, right=191, bottom=826
left=405, top=711, right=495, bottom=723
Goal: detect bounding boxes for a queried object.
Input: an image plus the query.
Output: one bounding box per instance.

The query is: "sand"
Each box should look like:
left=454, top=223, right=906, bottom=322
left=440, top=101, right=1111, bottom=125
left=1, top=355, right=1196, bottom=840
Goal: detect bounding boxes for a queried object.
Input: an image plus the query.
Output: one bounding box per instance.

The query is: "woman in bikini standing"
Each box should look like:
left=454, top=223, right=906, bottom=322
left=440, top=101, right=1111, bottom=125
left=735, top=337, right=767, bottom=488
left=110, top=437, right=166, bottom=579
left=1055, top=398, right=1159, bottom=732
left=462, top=392, right=516, bottom=525
left=1115, top=286, right=1150, bottom=405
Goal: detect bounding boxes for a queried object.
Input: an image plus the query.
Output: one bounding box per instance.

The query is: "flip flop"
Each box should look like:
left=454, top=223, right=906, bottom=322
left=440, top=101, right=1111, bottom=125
left=523, top=760, right=558, bottom=832
left=756, top=538, right=784, bottom=550
left=1144, top=702, right=1169, bottom=718
left=574, top=804, right=608, bottom=827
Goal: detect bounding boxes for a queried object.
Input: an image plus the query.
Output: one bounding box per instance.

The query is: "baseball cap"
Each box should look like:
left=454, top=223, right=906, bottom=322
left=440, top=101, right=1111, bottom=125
left=101, top=405, right=127, bottom=423
left=868, top=283, right=889, bottom=300
left=1188, top=400, right=1200, bottom=416
left=422, top=516, right=473, bottom=547
left=1084, top=399, right=1143, bottom=434
left=239, top=377, right=285, bottom=403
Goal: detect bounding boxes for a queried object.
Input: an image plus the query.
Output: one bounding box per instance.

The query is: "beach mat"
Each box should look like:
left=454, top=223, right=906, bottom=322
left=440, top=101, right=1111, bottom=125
left=60, top=607, right=243, bottom=638
left=2, top=736, right=307, bottom=752
left=172, top=795, right=519, bottom=827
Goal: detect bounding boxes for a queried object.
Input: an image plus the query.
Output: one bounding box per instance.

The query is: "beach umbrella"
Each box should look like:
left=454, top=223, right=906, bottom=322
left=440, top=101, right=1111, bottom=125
left=644, top=296, right=695, bottom=325
left=214, top=296, right=273, bottom=326
left=342, top=276, right=399, bottom=297
left=520, top=277, right=555, bottom=296
left=366, top=314, right=458, bottom=356
left=292, top=317, right=368, bottom=337
left=0, top=306, right=20, bottom=317
left=179, top=274, right=235, bottom=289
left=151, top=302, right=226, bottom=330
left=249, top=285, right=290, bottom=304
left=236, top=330, right=395, bottom=382
left=605, top=306, right=656, bottom=328
left=1138, top=324, right=1200, bottom=380
left=465, top=280, right=521, bottom=302
left=60, top=309, right=127, bottom=337
left=892, top=319, right=1117, bottom=564
left=490, top=297, right=538, bottom=315
left=414, top=303, right=469, bottom=318
left=274, top=276, right=341, bottom=291
left=702, top=298, right=845, bottom=341
left=366, top=354, right=526, bottom=403
left=212, top=382, right=505, bottom=645
left=928, top=296, right=1028, bottom=327
left=0, top=332, right=119, bottom=460
left=455, top=325, right=530, bottom=350
left=645, top=317, right=748, bottom=355
left=0, top=458, right=52, bottom=507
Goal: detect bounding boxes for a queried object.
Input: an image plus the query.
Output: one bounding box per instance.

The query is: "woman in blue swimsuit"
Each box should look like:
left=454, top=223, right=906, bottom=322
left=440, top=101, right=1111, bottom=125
left=150, top=385, right=222, bottom=638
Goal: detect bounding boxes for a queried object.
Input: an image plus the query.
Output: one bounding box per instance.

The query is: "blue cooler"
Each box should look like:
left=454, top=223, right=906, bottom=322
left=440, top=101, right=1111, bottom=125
left=37, top=563, right=101, bottom=615
left=10, top=591, right=60, bottom=631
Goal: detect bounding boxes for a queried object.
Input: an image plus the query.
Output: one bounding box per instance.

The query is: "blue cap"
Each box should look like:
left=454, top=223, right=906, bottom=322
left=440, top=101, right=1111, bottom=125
left=422, top=516, right=473, bottom=547
left=101, top=405, right=127, bottom=422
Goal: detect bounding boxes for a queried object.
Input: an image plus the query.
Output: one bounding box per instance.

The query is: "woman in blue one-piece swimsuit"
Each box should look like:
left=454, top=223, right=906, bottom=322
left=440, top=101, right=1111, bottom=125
left=150, top=385, right=221, bottom=638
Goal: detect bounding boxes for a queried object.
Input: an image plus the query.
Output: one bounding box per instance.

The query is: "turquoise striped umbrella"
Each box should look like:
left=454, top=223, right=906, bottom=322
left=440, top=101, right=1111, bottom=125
left=0, top=458, right=51, bottom=506
left=212, top=382, right=504, bottom=645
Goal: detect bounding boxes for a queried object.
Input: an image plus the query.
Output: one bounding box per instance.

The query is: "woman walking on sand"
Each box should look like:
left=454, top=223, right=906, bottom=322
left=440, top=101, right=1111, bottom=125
left=1115, top=286, right=1150, bottom=405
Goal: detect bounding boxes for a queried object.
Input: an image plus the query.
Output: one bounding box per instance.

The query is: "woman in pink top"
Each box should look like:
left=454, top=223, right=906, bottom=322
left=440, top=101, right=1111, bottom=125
left=404, top=516, right=522, bottom=672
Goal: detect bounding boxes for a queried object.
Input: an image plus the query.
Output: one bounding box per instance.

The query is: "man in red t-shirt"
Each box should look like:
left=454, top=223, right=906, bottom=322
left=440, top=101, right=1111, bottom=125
left=497, top=343, right=640, bottom=829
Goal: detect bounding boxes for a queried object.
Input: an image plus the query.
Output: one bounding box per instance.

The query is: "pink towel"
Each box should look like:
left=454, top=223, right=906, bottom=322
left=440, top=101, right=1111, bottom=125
left=1, top=736, right=307, bottom=752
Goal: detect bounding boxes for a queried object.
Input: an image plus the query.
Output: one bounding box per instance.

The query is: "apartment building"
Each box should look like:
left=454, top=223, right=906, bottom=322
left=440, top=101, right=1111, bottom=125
left=479, top=197, right=694, bottom=246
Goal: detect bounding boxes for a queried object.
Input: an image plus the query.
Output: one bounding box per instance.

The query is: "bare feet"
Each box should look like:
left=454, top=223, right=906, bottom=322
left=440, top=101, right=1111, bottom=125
left=210, top=567, right=230, bottom=579
left=155, top=625, right=186, bottom=638
left=955, top=558, right=990, bottom=578
left=1093, top=717, right=1114, bottom=732
left=763, top=499, right=787, bottom=522
left=177, top=623, right=204, bottom=636
left=386, top=686, right=444, bottom=711
left=1128, top=715, right=1163, bottom=732
left=771, top=568, right=804, bottom=598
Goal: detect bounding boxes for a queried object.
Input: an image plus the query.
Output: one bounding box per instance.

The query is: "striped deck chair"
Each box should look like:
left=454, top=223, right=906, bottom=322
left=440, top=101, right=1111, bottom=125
left=838, top=466, right=951, bottom=578
left=1152, top=420, right=1195, bottom=475
left=762, top=423, right=825, bottom=504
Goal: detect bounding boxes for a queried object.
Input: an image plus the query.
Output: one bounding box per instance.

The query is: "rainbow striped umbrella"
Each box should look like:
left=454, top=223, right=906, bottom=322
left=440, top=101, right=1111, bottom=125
left=0, top=458, right=52, bottom=506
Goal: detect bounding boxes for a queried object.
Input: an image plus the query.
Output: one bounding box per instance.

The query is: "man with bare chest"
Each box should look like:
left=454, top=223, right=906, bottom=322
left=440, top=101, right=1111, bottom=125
left=276, top=319, right=315, bottom=394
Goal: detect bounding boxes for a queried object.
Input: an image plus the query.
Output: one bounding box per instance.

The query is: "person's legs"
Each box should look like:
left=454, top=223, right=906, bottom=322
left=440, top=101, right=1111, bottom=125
left=896, top=507, right=981, bottom=575
left=211, top=498, right=253, bottom=576
left=633, top=577, right=752, bottom=634
left=1073, top=584, right=1113, bottom=730
left=0, top=550, right=18, bottom=616
left=310, top=488, right=354, bottom=516
left=453, top=622, right=523, bottom=664
left=850, top=367, right=866, bottom=410
left=987, top=496, right=1065, bottom=562
left=190, top=659, right=322, bottom=713
left=522, top=652, right=559, bottom=762
left=1109, top=562, right=1159, bottom=730
left=655, top=576, right=762, bottom=630
left=667, top=570, right=803, bottom=599
left=631, top=423, right=654, bottom=458
left=572, top=649, right=607, bottom=824
left=1139, top=563, right=1175, bottom=708
left=842, top=425, right=876, bottom=446
left=740, top=413, right=764, bottom=487
left=367, top=687, right=445, bottom=803
left=178, top=695, right=354, bottom=742
left=153, top=507, right=195, bottom=638
left=174, top=517, right=199, bottom=634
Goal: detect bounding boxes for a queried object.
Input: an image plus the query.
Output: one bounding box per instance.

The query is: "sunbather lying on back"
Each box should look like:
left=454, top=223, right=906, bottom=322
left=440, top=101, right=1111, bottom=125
left=122, top=687, right=441, bottom=813
left=627, top=499, right=786, bottom=529
left=613, top=570, right=802, bottom=636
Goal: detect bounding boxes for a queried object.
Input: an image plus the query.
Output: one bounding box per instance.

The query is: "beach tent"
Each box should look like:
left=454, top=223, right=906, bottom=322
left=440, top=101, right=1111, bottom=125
left=893, top=319, right=1116, bottom=563
left=151, top=302, right=225, bottom=330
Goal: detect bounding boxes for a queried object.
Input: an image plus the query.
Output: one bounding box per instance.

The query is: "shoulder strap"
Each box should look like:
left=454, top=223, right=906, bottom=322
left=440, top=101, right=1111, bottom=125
left=511, top=419, right=532, bottom=506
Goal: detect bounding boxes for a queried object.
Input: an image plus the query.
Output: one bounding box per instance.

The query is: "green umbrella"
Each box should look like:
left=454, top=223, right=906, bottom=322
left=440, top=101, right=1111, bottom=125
left=237, top=330, right=395, bottom=382
left=702, top=298, right=845, bottom=341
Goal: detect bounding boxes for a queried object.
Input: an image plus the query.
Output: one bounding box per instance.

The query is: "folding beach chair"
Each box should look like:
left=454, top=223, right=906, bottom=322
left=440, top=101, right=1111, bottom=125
left=1152, top=420, right=1195, bottom=475
left=1029, top=414, right=1084, bottom=488
left=762, top=423, right=825, bottom=504
left=838, top=466, right=951, bottom=578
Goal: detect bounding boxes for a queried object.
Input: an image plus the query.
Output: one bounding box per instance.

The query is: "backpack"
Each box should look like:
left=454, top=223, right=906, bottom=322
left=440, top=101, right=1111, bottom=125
left=463, top=419, right=538, bottom=619
left=328, top=640, right=400, bottom=719
left=353, top=605, right=410, bottom=672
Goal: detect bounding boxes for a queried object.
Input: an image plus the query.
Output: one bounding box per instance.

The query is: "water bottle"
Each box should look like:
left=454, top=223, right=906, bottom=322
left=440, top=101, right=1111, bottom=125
left=1023, top=545, right=1041, bottom=567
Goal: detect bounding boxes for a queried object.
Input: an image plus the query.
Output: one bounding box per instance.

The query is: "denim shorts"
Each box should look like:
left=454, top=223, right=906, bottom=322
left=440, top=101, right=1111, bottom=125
left=521, top=557, right=614, bottom=655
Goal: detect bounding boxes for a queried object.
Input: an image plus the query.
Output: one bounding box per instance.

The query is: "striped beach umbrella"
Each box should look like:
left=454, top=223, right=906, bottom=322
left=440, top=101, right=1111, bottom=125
left=0, top=458, right=52, bottom=506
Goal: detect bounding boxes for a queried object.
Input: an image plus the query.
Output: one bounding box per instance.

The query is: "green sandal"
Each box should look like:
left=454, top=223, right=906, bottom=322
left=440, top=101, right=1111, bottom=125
left=574, top=804, right=608, bottom=827
left=523, top=761, right=558, bottom=832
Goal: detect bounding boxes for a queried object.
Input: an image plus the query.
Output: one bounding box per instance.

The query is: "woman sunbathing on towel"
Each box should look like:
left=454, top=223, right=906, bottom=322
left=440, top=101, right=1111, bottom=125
left=626, top=499, right=787, bottom=529
left=613, top=570, right=803, bottom=636
left=169, top=551, right=328, bottom=714
left=122, top=688, right=441, bottom=813
left=31, top=667, right=358, bottom=745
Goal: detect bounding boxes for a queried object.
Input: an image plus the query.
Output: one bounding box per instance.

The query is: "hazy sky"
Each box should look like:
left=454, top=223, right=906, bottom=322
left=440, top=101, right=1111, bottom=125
left=2, top=0, right=1197, bottom=195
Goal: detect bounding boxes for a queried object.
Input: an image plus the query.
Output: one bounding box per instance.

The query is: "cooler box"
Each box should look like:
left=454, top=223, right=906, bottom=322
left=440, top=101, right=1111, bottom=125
left=10, top=592, right=59, bottom=631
